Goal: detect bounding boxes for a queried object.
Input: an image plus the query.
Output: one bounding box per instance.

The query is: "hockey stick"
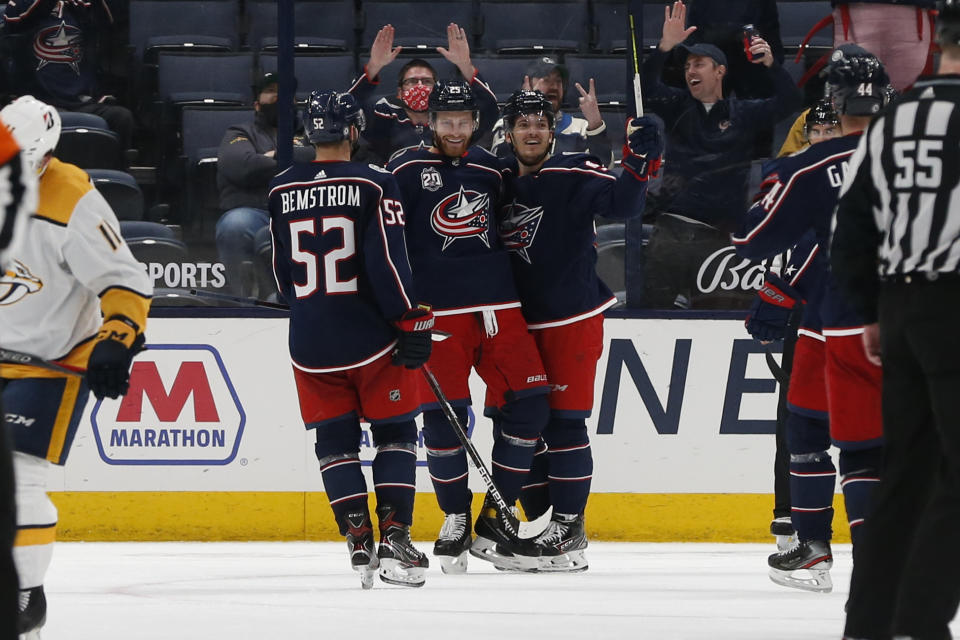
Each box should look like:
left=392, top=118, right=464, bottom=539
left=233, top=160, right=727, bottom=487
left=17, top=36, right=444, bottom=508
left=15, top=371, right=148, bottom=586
left=420, top=364, right=523, bottom=537
left=629, top=12, right=644, bottom=117
left=0, top=347, right=82, bottom=376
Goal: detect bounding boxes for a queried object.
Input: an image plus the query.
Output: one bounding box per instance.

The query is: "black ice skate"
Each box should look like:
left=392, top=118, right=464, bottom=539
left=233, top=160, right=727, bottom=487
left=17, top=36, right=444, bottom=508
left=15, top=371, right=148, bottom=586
left=770, top=516, right=798, bottom=552
left=533, top=513, right=589, bottom=573
left=470, top=495, right=540, bottom=572
left=768, top=539, right=833, bottom=593
left=376, top=505, right=428, bottom=588
left=434, top=509, right=472, bottom=574
left=341, top=509, right=378, bottom=590
left=18, top=585, right=46, bottom=640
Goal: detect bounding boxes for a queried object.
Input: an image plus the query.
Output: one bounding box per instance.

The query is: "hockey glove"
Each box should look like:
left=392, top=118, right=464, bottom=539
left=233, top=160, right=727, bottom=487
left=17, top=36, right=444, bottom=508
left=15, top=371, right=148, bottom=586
left=745, top=273, right=801, bottom=343
left=86, top=316, right=146, bottom=399
left=621, top=115, right=664, bottom=181
left=393, top=306, right=434, bottom=369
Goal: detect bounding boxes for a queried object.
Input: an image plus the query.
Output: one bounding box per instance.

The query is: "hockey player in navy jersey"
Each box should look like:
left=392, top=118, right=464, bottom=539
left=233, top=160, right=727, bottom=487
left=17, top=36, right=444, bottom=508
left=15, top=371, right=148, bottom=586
left=491, top=90, right=663, bottom=571
left=269, top=91, right=433, bottom=589
left=387, top=80, right=550, bottom=573
left=732, top=45, right=890, bottom=593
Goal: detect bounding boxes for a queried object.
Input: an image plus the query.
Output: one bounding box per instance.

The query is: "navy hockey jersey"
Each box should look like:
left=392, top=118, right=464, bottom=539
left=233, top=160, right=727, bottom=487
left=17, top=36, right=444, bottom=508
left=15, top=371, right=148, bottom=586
left=733, top=133, right=863, bottom=330
left=387, top=146, right=519, bottom=315
left=269, top=161, right=415, bottom=372
left=500, top=152, right=650, bottom=328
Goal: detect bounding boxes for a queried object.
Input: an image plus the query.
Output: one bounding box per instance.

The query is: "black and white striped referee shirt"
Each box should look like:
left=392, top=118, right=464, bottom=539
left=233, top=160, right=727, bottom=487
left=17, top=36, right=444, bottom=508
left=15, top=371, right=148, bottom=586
left=831, top=74, right=960, bottom=323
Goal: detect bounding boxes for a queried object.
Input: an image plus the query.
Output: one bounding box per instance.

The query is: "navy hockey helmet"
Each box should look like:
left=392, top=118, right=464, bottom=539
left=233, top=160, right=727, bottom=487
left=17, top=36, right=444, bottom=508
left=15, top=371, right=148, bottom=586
left=302, top=90, right=365, bottom=144
left=803, top=99, right=840, bottom=136
left=428, top=80, right=477, bottom=113
left=938, top=0, right=960, bottom=47
left=823, top=44, right=890, bottom=116
left=501, top=90, right=556, bottom=130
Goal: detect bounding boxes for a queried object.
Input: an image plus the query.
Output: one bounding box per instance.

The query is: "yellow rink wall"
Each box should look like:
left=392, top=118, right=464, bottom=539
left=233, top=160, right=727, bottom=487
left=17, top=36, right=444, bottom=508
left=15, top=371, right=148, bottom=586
left=51, top=492, right=852, bottom=543
left=50, top=315, right=846, bottom=543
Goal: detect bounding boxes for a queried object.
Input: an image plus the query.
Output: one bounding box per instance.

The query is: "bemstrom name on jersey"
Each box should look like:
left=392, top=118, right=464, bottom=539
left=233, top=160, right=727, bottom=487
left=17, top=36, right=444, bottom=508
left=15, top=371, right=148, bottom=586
left=278, top=183, right=362, bottom=214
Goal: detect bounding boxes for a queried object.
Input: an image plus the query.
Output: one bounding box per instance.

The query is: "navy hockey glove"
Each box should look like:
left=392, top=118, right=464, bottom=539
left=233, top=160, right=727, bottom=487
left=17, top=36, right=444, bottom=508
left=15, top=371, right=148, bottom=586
left=393, top=306, right=434, bottom=369
left=621, top=116, right=664, bottom=181
left=745, top=274, right=801, bottom=342
left=86, top=316, right=145, bottom=399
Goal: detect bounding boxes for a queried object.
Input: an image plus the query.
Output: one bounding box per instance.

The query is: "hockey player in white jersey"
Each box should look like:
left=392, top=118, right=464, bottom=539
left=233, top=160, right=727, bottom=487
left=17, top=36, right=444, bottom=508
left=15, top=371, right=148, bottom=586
left=0, top=96, right=153, bottom=638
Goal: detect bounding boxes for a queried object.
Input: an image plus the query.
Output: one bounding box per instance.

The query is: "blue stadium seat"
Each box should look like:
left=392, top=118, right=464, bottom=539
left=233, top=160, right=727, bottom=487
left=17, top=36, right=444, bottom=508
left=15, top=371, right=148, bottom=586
left=778, top=1, right=833, bottom=51
left=479, top=0, right=588, bottom=54
left=360, top=1, right=474, bottom=50
left=129, top=0, right=239, bottom=62
left=259, top=53, right=358, bottom=101
left=591, top=0, right=663, bottom=53
left=88, top=170, right=145, bottom=221
left=246, top=0, right=354, bottom=52
left=56, top=113, right=122, bottom=170
left=470, top=54, right=540, bottom=102
left=180, top=106, right=254, bottom=237
left=157, top=52, right=254, bottom=105
left=564, top=55, right=628, bottom=106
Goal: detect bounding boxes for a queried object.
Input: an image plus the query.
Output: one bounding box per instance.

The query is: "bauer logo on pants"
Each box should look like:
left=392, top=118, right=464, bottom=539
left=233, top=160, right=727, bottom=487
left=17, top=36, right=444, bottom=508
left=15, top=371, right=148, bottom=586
left=90, top=344, right=246, bottom=465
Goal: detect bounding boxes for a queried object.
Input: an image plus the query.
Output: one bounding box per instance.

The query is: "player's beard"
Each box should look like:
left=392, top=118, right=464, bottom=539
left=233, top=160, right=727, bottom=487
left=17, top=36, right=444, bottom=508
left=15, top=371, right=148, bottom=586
left=434, top=135, right=469, bottom=158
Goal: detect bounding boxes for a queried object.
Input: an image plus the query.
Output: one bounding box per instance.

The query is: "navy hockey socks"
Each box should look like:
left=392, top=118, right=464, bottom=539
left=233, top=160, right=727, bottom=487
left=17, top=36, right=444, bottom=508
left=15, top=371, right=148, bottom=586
left=789, top=450, right=836, bottom=542
left=423, top=408, right=472, bottom=514
left=491, top=395, right=549, bottom=506
left=370, top=421, right=418, bottom=526
left=520, top=438, right=551, bottom=520
left=839, top=448, right=882, bottom=547
left=544, top=419, right=593, bottom=515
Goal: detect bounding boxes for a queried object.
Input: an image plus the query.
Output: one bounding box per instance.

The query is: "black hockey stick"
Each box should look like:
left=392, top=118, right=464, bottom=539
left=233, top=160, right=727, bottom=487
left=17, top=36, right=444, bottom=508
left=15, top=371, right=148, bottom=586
left=421, top=365, right=524, bottom=538
left=0, top=347, right=82, bottom=376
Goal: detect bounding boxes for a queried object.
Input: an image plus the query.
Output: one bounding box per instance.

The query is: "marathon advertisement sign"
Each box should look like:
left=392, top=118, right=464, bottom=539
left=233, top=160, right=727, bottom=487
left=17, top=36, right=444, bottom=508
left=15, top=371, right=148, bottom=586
left=90, top=344, right=246, bottom=465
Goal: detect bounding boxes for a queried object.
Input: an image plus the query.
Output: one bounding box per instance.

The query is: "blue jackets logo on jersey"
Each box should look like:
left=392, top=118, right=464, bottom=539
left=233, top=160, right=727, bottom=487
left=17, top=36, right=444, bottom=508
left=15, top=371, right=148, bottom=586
left=0, top=260, right=42, bottom=305
left=34, top=21, right=84, bottom=74
left=420, top=166, right=443, bottom=192
left=499, top=199, right=544, bottom=264
left=430, top=185, right=491, bottom=249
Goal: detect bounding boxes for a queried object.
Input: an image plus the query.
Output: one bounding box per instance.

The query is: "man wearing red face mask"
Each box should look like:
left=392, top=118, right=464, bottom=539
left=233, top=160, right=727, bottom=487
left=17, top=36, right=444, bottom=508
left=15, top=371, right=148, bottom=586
left=349, top=23, right=499, bottom=164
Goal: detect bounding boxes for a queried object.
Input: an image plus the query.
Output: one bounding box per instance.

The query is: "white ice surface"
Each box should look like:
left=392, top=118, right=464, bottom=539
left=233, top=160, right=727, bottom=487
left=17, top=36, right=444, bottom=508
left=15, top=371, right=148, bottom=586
left=40, top=542, right=959, bottom=640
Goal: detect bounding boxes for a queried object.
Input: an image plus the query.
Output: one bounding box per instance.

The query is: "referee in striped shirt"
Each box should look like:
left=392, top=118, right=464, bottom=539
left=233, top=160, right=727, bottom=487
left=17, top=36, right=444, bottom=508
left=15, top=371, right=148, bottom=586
left=832, top=2, right=960, bottom=637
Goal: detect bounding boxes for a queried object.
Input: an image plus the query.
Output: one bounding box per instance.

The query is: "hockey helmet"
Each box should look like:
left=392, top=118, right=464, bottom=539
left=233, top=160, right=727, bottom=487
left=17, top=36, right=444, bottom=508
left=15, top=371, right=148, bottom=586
left=938, top=0, right=960, bottom=47
left=823, top=45, right=890, bottom=116
left=501, top=90, right=556, bottom=130
left=302, top=90, right=365, bottom=144
left=803, top=99, right=840, bottom=138
left=427, top=80, right=477, bottom=113
left=0, top=96, right=61, bottom=174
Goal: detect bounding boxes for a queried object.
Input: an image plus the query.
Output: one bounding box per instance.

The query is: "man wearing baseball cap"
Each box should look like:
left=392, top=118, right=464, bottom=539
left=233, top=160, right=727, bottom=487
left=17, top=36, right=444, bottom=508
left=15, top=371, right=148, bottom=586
left=639, top=0, right=801, bottom=309
left=491, top=56, right=613, bottom=167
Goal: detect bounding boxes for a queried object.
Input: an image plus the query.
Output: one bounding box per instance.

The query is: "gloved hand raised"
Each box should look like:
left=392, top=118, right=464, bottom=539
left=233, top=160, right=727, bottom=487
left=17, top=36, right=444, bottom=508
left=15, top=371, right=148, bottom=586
left=621, top=115, right=664, bottom=181
left=86, top=316, right=145, bottom=399
left=393, top=306, right=434, bottom=369
left=745, top=273, right=802, bottom=343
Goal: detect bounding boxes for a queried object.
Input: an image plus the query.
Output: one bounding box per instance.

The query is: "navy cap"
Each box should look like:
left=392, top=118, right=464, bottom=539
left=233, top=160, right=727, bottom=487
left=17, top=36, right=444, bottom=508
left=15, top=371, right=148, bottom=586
left=253, top=72, right=279, bottom=97
left=526, top=56, right=570, bottom=85
left=679, top=43, right=727, bottom=67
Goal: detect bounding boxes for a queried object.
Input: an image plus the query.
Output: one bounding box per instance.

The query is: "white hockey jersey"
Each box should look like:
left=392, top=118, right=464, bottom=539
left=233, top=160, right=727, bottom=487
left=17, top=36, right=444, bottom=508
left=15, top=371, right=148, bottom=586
left=0, top=158, right=152, bottom=376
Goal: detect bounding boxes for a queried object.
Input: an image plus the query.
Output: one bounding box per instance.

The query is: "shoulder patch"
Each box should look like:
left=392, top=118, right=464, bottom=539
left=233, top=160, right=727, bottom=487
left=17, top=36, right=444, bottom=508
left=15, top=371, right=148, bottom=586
left=36, top=159, right=94, bottom=226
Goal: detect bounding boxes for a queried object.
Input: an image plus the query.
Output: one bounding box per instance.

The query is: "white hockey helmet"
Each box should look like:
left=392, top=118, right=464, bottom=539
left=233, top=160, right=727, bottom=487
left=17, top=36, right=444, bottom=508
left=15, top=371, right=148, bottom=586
left=0, top=96, right=61, bottom=174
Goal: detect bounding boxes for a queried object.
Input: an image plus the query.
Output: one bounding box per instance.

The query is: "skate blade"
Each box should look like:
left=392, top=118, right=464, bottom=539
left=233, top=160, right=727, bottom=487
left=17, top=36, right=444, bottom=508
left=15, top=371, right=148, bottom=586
left=538, top=550, right=589, bottom=573
left=378, top=558, right=426, bottom=588
left=354, top=563, right=377, bottom=589
left=768, top=567, right=833, bottom=593
left=469, top=536, right=539, bottom=572
left=438, top=551, right=468, bottom=575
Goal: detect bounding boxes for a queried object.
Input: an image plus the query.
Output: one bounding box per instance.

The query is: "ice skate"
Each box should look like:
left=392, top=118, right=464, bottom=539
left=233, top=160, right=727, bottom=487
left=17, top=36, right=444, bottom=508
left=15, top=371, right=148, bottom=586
left=342, top=510, right=378, bottom=589
left=533, top=513, right=589, bottom=573
left=768, top=539, right=833, bottom=593
left=770, top=516, right=798, bottom=552
left=434, top=510, right=472, bottom=574
left=376, top=505, right=428, bottom=588
left=470, top=495, right=539, bottom=572
left=18, top=585, right=46, bottom=640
